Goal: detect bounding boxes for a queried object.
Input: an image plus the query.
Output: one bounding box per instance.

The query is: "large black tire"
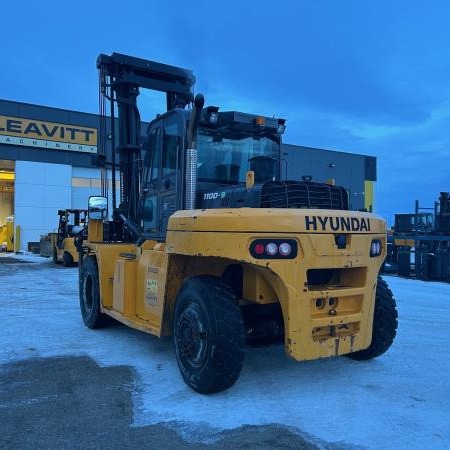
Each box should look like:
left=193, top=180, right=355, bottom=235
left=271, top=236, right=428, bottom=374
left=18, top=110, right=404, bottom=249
left=79, top=256, right=110, bottom=329
left=173, top=275, right=245, bottom=394
left=347, top=277, right=398, bottom=361
left=63, top=251, right=74, bottom=267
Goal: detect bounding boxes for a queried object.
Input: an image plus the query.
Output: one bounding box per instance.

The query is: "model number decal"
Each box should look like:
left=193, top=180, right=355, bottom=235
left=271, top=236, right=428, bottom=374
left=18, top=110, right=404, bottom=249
left=203, top=191, right=226, bottom=200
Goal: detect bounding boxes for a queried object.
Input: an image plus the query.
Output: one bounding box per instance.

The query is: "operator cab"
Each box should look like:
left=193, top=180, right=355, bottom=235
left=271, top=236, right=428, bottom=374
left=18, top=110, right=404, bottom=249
left=139, top=108, right=285, bottom=240
left=196, top=111, right=283, bottom=188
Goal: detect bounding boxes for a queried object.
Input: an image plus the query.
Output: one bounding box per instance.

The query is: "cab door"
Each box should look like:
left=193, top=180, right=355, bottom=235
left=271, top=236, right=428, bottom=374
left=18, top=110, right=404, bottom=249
left=140, top=113, right=183, bottom=240
left=159, top=114, right=182, bottom=237
left=140, top=123, right=162, bottom=239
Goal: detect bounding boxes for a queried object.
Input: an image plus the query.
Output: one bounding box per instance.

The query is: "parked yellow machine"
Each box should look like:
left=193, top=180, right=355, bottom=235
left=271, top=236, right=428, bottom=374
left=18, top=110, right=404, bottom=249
left=53, top=209, right=87, bottom=266
left=0, top=216, right=14, bottom=252
left=78, top=53, right=397, bottom=394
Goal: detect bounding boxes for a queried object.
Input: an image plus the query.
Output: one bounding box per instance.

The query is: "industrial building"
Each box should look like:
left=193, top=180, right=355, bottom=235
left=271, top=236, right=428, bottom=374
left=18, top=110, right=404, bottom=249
left=0, top=98, right=377, bottom=251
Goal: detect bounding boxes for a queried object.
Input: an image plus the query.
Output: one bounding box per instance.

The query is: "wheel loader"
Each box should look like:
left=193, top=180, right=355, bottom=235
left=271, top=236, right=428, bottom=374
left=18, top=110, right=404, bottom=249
left=78, top=52, right=398, bottom=394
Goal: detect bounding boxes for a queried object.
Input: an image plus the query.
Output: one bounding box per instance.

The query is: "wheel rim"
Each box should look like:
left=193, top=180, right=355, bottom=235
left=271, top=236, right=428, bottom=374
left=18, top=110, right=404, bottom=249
left=83, top=274, right=94, bottom=313
left=176, top=302, right=208, bottom=368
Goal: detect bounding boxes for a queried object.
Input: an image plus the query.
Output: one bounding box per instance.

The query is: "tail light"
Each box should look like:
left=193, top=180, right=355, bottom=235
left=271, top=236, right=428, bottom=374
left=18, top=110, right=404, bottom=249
left=250, top=239, right=298, bottom=259
left=370, top=239, right=382, bottom=257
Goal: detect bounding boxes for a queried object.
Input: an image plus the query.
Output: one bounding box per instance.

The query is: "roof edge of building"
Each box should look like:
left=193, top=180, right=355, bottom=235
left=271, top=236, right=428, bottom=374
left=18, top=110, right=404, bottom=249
left=0, top=97, right=99, bottom=120
left=284, top=142, right=375, bottom=159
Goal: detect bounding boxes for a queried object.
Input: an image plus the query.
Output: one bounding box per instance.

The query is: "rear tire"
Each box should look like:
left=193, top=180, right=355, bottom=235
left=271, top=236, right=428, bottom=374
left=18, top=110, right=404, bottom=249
left=347, top=277, right=398, bottom=361
left=173, top=275, right=245, bottom=394
left=79, top=256, right=110, bottom=329
left=63, top=251, right=74, bottom=267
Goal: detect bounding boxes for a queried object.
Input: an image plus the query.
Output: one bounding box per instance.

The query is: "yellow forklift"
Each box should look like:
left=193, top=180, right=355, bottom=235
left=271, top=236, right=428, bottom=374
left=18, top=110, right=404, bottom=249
left=53, top=209, right=87, bottom=266
left=0, top=216, right=14, bottom=252
left=78, top=53, right=397, bottom=394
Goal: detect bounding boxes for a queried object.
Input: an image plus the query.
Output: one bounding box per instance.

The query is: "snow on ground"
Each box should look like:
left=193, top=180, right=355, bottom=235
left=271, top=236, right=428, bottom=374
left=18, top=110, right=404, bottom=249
left=1, top=253, right=450, bottom=449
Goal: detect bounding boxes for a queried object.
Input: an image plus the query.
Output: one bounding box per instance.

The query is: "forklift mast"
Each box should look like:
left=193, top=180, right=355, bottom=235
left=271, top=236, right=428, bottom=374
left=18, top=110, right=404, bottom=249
left=97, top=53, right=195, bottom=226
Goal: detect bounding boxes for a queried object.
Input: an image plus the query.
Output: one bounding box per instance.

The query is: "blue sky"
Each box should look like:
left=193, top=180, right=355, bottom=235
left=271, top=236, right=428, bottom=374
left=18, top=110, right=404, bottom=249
left=1, top=0, right=449, bottom=224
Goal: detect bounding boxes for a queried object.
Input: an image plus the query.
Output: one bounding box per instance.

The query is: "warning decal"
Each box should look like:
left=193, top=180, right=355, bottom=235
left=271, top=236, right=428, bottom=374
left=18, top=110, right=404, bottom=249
left=146, top=279, right=158, bottom=306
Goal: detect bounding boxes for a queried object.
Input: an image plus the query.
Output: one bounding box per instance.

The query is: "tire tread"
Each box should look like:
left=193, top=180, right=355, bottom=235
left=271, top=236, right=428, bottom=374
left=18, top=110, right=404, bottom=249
left=174, top=275, right=245, bottom=394
left=347, top=276, right=398, bottom=361
left=79, top=256, right=111, bottom=329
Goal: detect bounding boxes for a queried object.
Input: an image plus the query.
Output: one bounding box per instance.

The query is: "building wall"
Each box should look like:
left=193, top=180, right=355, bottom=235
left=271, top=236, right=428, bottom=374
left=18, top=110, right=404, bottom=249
left=71, top=166, right=119, bottom=215
left=14, top=161, right=72, bottom=249
left=72, top=167, right=102, bottom=209
left=13, top=162, right=118, bottom=250
left=283, top=144, right=377, bottom=211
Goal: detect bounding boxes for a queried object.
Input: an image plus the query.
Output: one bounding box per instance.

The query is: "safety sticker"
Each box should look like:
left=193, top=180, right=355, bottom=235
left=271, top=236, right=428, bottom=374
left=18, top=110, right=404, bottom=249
left=146, top=279, right=158, bottom=306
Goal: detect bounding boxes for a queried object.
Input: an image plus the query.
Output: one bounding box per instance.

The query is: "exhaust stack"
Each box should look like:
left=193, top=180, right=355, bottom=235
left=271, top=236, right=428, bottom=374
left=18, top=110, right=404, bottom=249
left=185, top=94, right=204, bottom=210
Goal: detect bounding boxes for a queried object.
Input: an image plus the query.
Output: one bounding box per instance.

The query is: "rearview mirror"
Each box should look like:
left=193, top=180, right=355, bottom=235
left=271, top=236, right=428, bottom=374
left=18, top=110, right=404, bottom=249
left=88, top=196, right=108, bottom=220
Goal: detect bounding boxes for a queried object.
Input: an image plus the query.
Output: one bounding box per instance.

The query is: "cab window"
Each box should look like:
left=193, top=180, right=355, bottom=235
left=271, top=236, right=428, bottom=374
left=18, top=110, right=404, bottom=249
left=162, top=119, right=179, bottom=177
left=145, top=126, right=161, bottom=182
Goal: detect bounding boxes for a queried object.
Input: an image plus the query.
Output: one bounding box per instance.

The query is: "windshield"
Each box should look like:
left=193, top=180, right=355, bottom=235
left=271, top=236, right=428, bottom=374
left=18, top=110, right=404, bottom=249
left=197, top=130, right=280, bottom=184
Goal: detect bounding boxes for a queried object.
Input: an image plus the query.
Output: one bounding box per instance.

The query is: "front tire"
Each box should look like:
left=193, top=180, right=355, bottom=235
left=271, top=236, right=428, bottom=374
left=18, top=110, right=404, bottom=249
left=79, top=256, right=110, bottom=329
left=63, top=251, right=74, bottom=267
left=347, top=277, right=398, bottom=361
left=173, top=275, right=245, bottom=394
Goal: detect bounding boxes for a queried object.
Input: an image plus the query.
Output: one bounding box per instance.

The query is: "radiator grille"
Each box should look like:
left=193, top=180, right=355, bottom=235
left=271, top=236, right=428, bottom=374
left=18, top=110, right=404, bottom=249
left=261, top=181, right=349, bottom=210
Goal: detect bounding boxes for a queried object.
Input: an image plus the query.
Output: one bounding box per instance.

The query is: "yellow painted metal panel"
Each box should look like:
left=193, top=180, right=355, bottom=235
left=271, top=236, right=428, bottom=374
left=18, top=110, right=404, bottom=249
left=0, top=172, right=14, bottom=181
left=394, top=238, right=415, bottom=247
left=168, top=208, right=386, bottom=234
left=113, top=259, right=137, bottom=315
left=364, top=180, right=374, bottom=212
left=135, top=249, right=169, bottom=336
left=94, top=243, right=136, bottom=310
left=88, top=220, right=104, bottom=243
left=14, top=225, right=20, bottom=253
left=62, top=238, right=79, bottom=263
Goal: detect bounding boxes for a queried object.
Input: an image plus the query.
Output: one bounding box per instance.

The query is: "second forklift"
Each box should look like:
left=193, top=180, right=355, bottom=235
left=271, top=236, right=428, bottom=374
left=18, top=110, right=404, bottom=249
left=53, top=209, right=87, bottom=266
